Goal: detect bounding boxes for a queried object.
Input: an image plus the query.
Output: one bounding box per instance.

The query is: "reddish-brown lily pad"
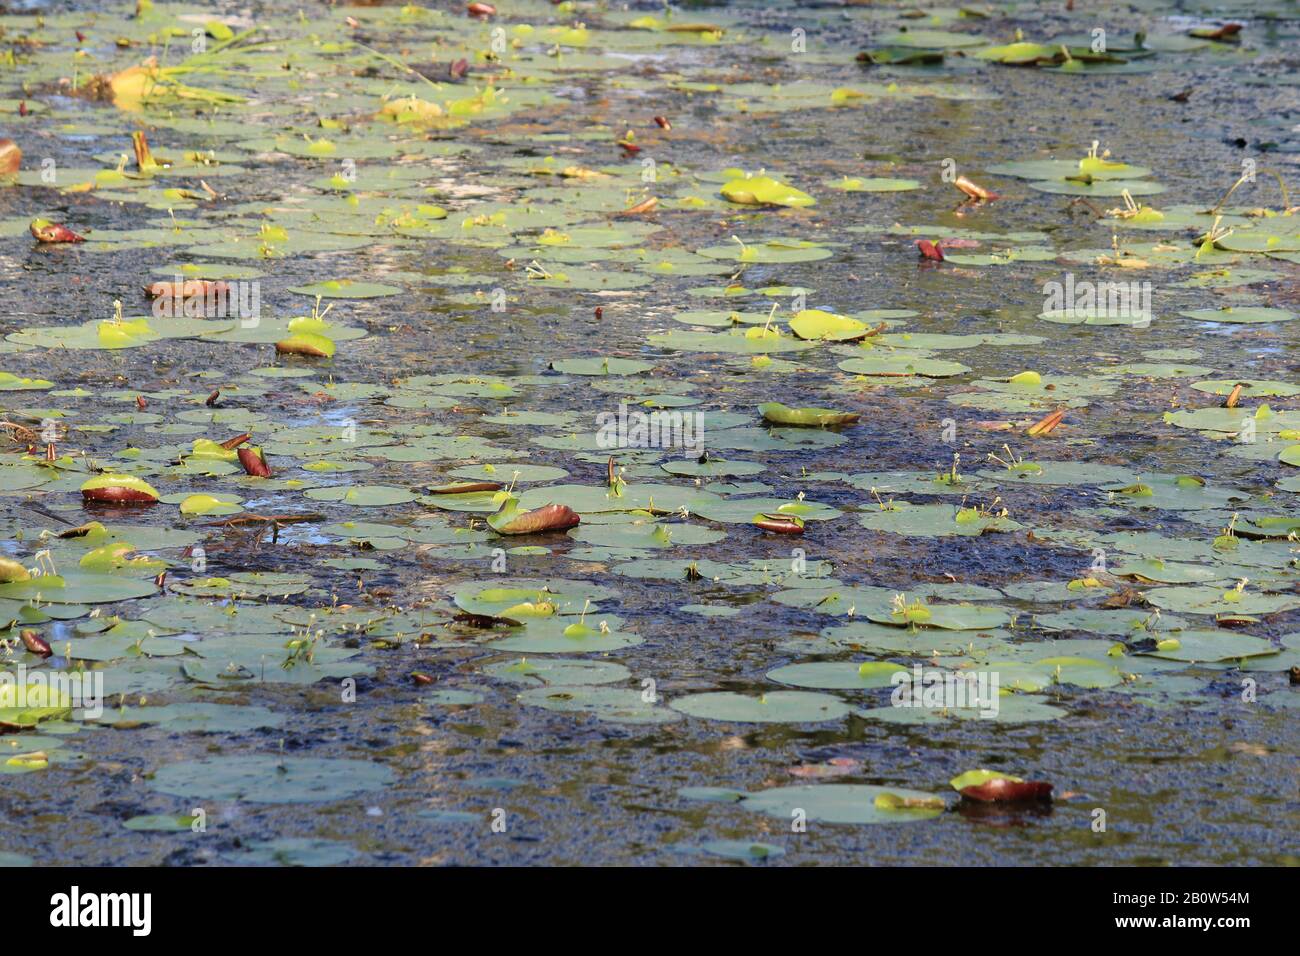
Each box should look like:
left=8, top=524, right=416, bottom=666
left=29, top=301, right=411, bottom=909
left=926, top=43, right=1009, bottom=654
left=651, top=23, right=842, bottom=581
left=916, top=239, right=944, bottom=261
left=489, top=502, right=581, bottom=535
left=80, top=474, right=160, bottom=505
left=145, top=279, right=230, bottom=301
left=428, top=481, right=503, bottom=495
left=959, top=779, right=1054, bottom=803
left=31, top=219, right=85, bottom=243
left=237, top=447, right=272, bottom=478
left=754, top=514, right=804, bottom=534
left=20, top=629, right=51, bottom=657
left=0, top=138, right=21, bottom=175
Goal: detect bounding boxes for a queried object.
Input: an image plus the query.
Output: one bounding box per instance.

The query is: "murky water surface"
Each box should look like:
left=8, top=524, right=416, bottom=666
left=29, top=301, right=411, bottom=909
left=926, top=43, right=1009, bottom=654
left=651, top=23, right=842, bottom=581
left=0, top=0, right=1297, bottom=865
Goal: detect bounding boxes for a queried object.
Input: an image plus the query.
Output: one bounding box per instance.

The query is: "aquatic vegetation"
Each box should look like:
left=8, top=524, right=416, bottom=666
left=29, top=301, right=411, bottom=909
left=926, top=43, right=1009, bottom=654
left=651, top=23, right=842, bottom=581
left=720, top=172, right=816, bottom=209
left=0, top=0, right=1292, bottom=872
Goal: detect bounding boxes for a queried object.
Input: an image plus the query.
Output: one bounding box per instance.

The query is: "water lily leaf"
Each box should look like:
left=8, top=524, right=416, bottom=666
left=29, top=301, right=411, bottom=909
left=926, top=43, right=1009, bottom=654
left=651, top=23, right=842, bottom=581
left=0, top=573, right=159, bottom=605
left=989, top=159, right=1151, bottom=181
left=648, top=328, right=819, bottom=354
left=100, top=703, right=284, bottom=733
left=551, top=357, right=654, bottom=376
left=766, top=661, right=908, bottom=690
left=956, top=774, right=1053, bottom=803
left=827, top=176, right=921, bottom=192
left=789, top=309, right=870, bottom=341
left=721, top=173, right=816, bottom=208
left=739, top=784, right=945, bottom=824
left=518, top=686, right=678, bottom=724
left=660, top=458, right=764, bottom=478
left=867, top=601, right=1010, bottom=630
left=838, top=354, right=970, bottom=378
left=1179, top=306, right=1296, bottom=325
left=758, top=402, right=859, bottom=427
left=876, top=29, right=987, bottom=49
left=689, top=496, right=840, bottom=524
left=1144, top=586, right=1300, bottom=616
left=1102, top=474, right=1248, bottom=511
left=287, top=279, right=403, bottom=298
left=0, top=372, right=53, bottom=391
left=305, top=485, right=417, bottom=507
left=489, top=500, right=581, bottom=535
left=453, top=579, right=616, bottom=617
left=855, top=694, right=1067, bottom=724
left=482, top=658, right=631, bottom=687
left=669, top=691, right=849, bottom=723
left=1136, top=629, right=1278, bottom=662
left=858, top=502, right=1022, bottom=537
left=696, top=237, right=833, bottom=264
left=487, top=617, right=642, bottom=654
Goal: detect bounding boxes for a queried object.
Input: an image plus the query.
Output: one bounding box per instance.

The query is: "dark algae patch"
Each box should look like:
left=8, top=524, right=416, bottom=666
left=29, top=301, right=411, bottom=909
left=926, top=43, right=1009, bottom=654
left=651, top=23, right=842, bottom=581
left=0, top=0, right=1296, bottom=867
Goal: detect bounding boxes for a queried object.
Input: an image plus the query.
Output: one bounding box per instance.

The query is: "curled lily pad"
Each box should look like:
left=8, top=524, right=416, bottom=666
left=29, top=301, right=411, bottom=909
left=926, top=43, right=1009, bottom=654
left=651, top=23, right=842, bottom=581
left=275, top=332, right=336, bottom=358
left=789, top=309, right=871, bottom=341
left=952, top=770, right=1053, bottom=803
left=81, top=474, right=159, bottom=504
left=720, top=173, right=816, bottom=208
left=758, top=402, right=859, bottom=427
left=488, top=500, right=581, bottom=535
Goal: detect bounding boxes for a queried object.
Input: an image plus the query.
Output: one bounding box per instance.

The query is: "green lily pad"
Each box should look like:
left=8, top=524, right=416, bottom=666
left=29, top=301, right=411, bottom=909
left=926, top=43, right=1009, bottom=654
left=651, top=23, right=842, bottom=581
left=669, top=691, right=849, bottom=723
left=739, top=784, right=945, bottom=824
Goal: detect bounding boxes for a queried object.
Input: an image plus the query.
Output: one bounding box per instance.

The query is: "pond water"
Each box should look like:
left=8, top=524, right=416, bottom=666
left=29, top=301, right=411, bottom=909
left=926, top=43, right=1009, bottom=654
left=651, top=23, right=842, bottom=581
left=0, top=0, right=1297, bottom=866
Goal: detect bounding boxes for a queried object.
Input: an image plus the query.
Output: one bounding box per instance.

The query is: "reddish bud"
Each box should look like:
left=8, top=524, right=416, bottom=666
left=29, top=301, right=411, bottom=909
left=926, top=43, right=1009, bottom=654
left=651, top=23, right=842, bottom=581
left=237, top=446, right=272, bottom=478
left=20, top=629, right=52, bottom=658
left=30, top=220, right=85, bottom=243
left=916, top=239, right=944, bottom=261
